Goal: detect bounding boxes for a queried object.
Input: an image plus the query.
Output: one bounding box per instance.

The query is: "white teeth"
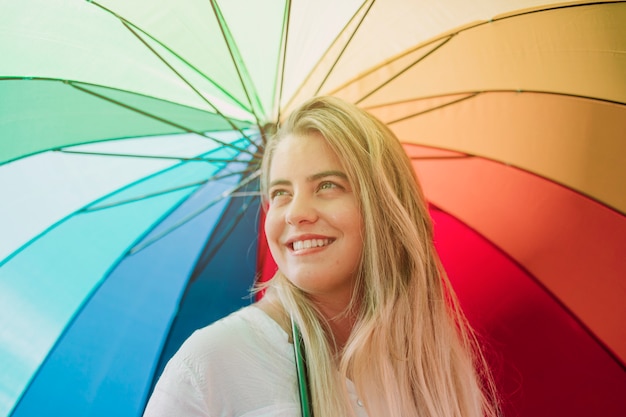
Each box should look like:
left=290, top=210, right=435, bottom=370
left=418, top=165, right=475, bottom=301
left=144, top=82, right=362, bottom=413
left=292, top=239, right=331, bottom=251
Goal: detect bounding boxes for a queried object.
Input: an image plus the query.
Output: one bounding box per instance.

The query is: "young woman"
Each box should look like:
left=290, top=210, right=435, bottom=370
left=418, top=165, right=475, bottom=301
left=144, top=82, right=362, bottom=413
left=143, top=96, right=499, bottom=417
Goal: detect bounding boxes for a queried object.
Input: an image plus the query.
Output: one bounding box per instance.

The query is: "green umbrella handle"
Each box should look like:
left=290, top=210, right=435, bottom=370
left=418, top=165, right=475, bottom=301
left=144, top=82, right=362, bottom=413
left=291, top=316, right=313, bottom=417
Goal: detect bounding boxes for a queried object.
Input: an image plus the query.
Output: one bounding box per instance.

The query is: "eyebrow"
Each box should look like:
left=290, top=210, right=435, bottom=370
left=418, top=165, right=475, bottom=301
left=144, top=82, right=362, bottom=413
left=268, top=170, right=348, bottom=188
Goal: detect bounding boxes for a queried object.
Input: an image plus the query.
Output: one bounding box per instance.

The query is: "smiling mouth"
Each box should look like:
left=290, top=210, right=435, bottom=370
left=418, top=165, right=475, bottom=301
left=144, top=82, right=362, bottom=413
left=291, top=238, right=333, bottom=252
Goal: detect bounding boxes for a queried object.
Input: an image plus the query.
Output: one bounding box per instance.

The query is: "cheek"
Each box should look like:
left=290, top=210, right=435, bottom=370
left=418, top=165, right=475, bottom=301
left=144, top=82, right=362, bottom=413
left=263, top=209, right=282, bottom=247
left=331, top=205, right=363, bottom=234
left=344, top=211, right=365, bottom=255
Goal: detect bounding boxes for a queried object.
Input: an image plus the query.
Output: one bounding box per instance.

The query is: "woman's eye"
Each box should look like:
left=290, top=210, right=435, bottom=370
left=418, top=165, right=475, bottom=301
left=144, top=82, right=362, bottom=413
left=270, top=189, right=289, bottom=200
left=318, top=181, right=337, bottom=191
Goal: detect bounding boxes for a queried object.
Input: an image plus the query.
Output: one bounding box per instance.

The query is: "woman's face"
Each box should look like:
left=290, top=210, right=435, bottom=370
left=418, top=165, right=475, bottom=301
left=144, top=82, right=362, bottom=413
left=264, top=132, right=364, bottom=309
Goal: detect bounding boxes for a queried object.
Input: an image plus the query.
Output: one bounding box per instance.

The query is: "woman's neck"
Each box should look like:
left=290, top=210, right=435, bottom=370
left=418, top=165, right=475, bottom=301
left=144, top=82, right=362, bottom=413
left=311, top=298, right=357, bottom=352
left=256, top=291, right=357, bottom=353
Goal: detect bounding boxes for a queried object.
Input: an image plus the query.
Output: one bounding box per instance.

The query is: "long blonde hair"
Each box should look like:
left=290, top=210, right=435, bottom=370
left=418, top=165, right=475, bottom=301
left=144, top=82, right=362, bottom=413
left=260, top=96, right=499, bottom=417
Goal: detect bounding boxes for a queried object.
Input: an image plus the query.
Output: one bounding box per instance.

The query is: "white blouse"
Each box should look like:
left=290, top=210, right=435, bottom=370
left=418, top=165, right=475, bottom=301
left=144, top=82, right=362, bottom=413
left=143, top=305, right=368, bottom=417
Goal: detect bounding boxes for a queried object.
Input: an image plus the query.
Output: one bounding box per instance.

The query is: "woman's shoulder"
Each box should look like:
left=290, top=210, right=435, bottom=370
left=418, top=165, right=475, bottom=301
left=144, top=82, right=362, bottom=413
left=145, top=307, right=299, bottom=416
left=174, top=304, right=292, bottom=369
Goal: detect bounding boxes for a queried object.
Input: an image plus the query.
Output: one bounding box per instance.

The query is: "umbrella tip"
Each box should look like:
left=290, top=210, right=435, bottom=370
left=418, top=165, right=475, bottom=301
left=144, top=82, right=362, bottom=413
left=261, top=123, right=278, bottom=145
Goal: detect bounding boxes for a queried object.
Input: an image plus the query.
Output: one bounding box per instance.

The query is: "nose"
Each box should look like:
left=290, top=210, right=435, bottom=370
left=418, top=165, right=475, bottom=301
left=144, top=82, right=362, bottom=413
left=285, top=192, right=318, bottom=225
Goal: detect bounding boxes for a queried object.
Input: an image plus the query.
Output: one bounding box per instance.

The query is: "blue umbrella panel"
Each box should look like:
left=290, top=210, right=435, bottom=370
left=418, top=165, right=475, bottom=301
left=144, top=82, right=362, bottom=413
left=1, top=131, right=262, bottom=417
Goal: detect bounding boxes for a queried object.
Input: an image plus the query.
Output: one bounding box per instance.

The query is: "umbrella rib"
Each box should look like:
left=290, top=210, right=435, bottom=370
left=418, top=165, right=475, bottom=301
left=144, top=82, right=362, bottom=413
left=117, top=20, right=260, bottom=152
left=312, top=0, right=375, bottom=97
left=321, top=29, right=454, bottom=101
left=274, top=0, right=292, bottom=124
left=84, top=180, right=207, bottom=212
left=57, top=149, right=244, bottom=164
left=280, top=0, right=374, bottom=113
left=91, top=1, right=256, bottom=145
left=209, top=0, right=265, bottom=129
left=68, top=82, right=256, bottom=157
left=0, top=148, right=258, bottom=269
left=383, top=92, right=481, bottom=125
left=228, top=191, right=263, bottom=197
left=353, top=35, right=455, bottom=106
left=88, top=1, right=253, bottom=113
left=128, top=170, right=261, bottom=255
left=188, top=193, right=258, bottom=282
left=374, top=88, right=626, bottom=128
left=82, top=170, right=250, bottom=212
left=408, top=155, right=472, bottom=160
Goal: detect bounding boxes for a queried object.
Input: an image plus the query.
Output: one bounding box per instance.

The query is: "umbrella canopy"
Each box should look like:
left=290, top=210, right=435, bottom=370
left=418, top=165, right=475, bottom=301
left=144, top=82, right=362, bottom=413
left=1, top=1, right=625, bottom=416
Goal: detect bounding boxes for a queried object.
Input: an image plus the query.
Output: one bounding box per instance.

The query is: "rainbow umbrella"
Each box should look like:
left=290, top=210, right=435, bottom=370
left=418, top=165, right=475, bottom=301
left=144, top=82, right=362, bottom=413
left=1, top=1, right=625, bottom=416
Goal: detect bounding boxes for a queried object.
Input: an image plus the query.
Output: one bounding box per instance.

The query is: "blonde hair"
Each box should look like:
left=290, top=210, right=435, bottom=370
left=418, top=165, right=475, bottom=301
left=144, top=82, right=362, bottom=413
left=260, top=96, right=499, bottom=417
